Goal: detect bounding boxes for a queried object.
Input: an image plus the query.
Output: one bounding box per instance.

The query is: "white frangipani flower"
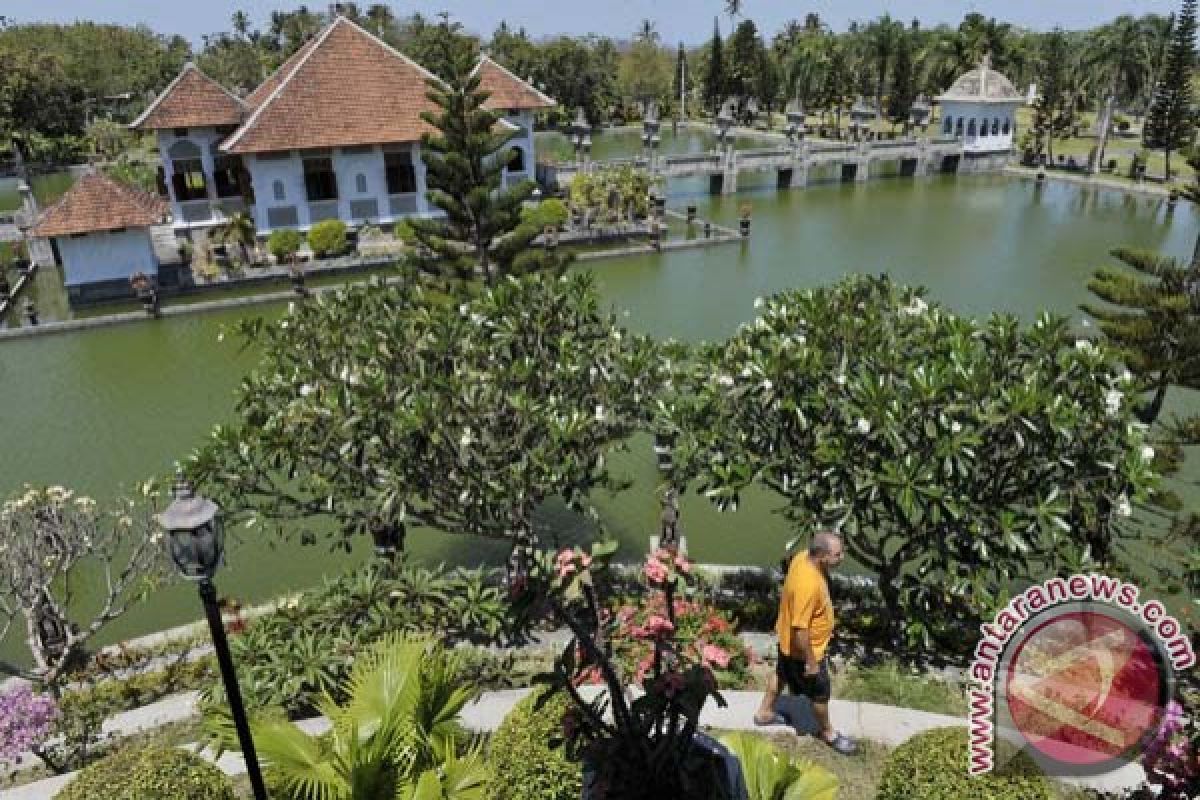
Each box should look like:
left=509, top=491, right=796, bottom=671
left=1116, top=495, right=1132, bottom=517
left=950, top=421, right=963, bottom=434
left=717, top=374, right=734, bottom=387
left=899, top=297, right=928, bottom=316
left=594, top=404, right=605, bottom=421
left=753, top=296, right=765, bottom=309
left=1075, top=339, right=1097, bottom=355
left=1104, top=388, right=1122, bottom=417
left=1141, top=445, right=1155, bottom=463
left=834, top=373, right=847, bottom=386
left=299, top=383, right=317, bottom=397
left=460, top=428, right=474, bottom=448
left=856, top=418, right=871, bottom=435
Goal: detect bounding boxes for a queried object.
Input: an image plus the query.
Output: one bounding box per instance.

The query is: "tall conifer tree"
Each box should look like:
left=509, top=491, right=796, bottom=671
left=1144, top=0, right=1197, bottom=180
left=703, top=18, right=726, bottom=115
left=402, top=26, right=568, bottom=286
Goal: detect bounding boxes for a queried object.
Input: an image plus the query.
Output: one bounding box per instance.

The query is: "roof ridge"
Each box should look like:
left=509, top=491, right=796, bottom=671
left=221, top=18, right=345, bottom=152
left=344, top=15, right=446, bottom=88
left=474, top=54, right=556, bottom=107
left=130, top=62, right=245, bottom=130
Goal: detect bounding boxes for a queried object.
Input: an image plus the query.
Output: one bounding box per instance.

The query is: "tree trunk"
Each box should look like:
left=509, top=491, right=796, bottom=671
left=1139, top=373, right=1172, bottom=425
left=876, top=565, right=905, bottom=650
left=1191, top=230, right=1200, bottom=268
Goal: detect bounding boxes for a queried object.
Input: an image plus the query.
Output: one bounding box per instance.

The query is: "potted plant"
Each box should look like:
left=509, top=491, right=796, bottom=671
left=510, top=544, right=747, bottom=800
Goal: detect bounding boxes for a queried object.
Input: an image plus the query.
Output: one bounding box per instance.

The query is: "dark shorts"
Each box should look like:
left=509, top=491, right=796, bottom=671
left=777, top=647, right=831, bottom=703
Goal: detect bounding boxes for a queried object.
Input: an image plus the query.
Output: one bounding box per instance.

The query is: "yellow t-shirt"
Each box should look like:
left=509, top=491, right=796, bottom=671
left=775, top=553, right=834, bottom=660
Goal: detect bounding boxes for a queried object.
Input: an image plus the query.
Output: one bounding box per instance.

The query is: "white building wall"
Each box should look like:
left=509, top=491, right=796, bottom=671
left=157, top=127, right=227, bottom=227
left=499, top=111, right=537, bottom=187
left=939, top=101, right=1021, bottom=154
left=245, top=143, right=432, bottom=234
left=55, top=229, right=158, bottom=286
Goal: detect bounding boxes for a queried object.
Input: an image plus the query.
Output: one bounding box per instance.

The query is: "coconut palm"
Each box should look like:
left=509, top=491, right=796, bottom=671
left=864, top=15, right=902, bottom=115
left=216, top=635, right=487, bottom=800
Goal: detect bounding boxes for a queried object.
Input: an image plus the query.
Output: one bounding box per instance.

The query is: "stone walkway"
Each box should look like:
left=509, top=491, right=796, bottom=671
left=0, top=686, right=1145, bottom=799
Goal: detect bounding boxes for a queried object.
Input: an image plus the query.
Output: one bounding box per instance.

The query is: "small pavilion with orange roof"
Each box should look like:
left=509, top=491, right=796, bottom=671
left=30, top=171, right=172, bottom=304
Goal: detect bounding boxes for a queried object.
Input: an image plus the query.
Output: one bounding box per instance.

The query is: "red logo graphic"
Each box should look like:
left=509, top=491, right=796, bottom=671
left=1004, top=610, right=1167, bottom=768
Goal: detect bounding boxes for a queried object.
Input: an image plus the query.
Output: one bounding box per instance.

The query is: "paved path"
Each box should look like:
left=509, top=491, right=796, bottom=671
left=0, top=687, right=1144, bottom=799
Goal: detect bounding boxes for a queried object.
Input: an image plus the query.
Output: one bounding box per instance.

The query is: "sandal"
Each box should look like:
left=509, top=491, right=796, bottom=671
left=753, top=712, right=788, bottom=726
left=821, top=732, right=858, bottom=755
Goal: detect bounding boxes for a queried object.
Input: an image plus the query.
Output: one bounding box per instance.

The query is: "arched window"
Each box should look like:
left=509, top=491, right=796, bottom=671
left=967, top=119, right=976, bottom=137
left=943, top=117, right=953, bottom=135
left=1002, top=118, right=1011, bottom=135
left=355, top=173, right=368, bottom=194
left=167, top=140, right=201, bottom=160
left=167, top=139, right=206, bottom=201
left=992, top=118, right=1000, bottom=136
left=509, top=146, right=526, bottom=173
left=955, top=118, right=964, bottom=136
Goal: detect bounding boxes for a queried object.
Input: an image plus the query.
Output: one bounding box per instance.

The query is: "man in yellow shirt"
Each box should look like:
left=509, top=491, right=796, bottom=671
left=754, top=530, right=857, bottom=755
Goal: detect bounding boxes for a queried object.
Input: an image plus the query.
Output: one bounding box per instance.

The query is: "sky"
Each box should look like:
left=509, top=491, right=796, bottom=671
left=0, top=0, right=1184, bottom=45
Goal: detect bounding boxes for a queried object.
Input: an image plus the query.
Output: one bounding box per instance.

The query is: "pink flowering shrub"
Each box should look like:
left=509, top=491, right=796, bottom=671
left=0, top=684, right=58, bottom=764
left=1138, top=693, right=1200, bottom=800
left=606, top=591, right=752, bottom=688
left=509, top=542, right=735, bottom=800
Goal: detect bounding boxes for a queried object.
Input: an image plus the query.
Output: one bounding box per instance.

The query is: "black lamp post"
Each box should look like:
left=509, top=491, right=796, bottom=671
left=157, top=477, right=268, bottom=800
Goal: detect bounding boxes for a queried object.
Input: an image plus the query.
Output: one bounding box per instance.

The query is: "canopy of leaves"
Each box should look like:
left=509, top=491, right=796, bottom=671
left=188, top=273, right=676, bottom=551
left=662, top=275, right=1156, bottom=644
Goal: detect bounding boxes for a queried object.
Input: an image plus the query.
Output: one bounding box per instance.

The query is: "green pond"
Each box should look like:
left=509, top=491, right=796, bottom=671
left=0, top=127, right=1196, bottom=657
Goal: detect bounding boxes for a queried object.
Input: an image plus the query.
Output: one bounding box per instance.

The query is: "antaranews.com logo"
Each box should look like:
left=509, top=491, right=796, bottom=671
left=968, top=574, right=1196, bottom=777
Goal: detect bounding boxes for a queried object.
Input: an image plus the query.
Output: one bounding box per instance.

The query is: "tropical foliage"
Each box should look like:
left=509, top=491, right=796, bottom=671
left=568, top=166, right=661, bottom=230
left=876, top=727, right=1052, bottom=800
left=485, top=691, right=582, bottom=800
left=199, top=564, right=515, bottom=720
left=510, top=543, right=741, bottom=800
left=718, top=732, right=838, bottom=800
left=661, top=275, right=1157, bottom=647
left=207, top=634, right=488, bottom=800
left=0, top=484, right=167, bottom=688
left=189, top=272, right=673, bottom=564
left=53, top=745, right=238, bottom=800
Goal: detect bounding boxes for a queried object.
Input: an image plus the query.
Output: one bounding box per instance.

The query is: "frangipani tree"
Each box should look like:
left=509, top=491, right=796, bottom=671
left=663, top=275, right=1157, bottom=648
left=189, top=273, right=677, bottom=566
left=0, top=484, right=167, bottom=688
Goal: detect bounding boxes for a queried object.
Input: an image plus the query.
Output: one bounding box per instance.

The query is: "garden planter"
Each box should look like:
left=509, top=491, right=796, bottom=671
left=580, top=732, right=747, bottom=800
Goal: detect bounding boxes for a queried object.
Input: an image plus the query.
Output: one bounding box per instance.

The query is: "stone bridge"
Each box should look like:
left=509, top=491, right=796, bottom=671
left=538, top=137, right=967, bottom=194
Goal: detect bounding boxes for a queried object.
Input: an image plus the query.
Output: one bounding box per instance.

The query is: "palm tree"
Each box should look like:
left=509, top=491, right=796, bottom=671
left=222, top=635, right=487, bottom=800
left=724, top=0, right=741, bottom=23
left=231, top=10, right=251, bottom=39
left=865, top=15, right=902, bottom=114
left=804, top=13, right=823, bottom=33
left=216, top=211, right=258, bottom=265
left=637, top=18, right=659, bottom=46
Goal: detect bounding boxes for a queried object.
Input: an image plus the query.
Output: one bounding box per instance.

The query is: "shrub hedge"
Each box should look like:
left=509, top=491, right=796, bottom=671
left=55, top=745, right=237, bottom=800
left=876, top=727, right=1053, bottom=800
left=486, top=690, right=582, bottom=800
left=307, top=219, right=347, bottom=257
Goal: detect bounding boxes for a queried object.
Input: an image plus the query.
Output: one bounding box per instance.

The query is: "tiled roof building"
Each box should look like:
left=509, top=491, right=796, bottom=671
left=131, top=15, right=553, bottom=235
left=130, top=63, right=246, bottom=131
left=472, top=56, right=555, bottom=112
left=31, top=172, right=168, bottom=237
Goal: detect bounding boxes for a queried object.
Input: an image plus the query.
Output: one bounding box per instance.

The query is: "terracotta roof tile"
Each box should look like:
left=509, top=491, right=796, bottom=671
left=31, top=172, right=169, bottom=238
left=222, top=17, right=443, bottom=154
left=130, top=63, right=245, bottom=131
left=244, top=35, right=321, bottom=109
left=472, top=56, right=556, bottom=111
